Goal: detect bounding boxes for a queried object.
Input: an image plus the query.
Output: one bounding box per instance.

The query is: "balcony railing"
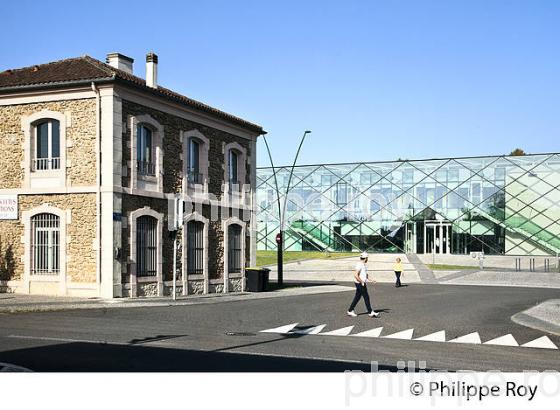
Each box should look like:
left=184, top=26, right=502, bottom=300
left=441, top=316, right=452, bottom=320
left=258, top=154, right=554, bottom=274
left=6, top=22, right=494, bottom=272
left=32, top=157, right=60, bottom=171
left=137, top=161, right=156, bottom=176
left=187, top=171, right=204, bottom=185
left=228, top=178, right=240, bottom=191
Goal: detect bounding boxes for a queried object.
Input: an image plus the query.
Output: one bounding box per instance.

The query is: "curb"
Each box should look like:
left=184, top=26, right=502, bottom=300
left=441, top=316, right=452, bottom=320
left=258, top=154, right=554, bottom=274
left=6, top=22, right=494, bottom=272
left=511, top=300, right=560, bottom=337
left=0, top=285, right=354, bottom=314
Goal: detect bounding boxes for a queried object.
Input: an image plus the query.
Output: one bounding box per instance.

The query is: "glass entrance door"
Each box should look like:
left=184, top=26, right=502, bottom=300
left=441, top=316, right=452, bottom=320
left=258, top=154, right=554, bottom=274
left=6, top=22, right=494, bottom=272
left=404, top=222, right=416, bottom=253
left=424, top=222, right=451, bottom=254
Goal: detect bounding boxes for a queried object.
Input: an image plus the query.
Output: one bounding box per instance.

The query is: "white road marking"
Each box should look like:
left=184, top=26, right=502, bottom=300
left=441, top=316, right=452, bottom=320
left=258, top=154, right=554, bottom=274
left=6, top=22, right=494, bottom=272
left=350, top=327, right=383, bottom=338
left=8, top=334, right=108, bottom=344
left=319, top=326, right=355, bottom=336
left=259, top=323, right=299, bottom=334
left=415, top=330, right=446, bottom=342
left=383, top=328, right=414, bottom=340
left=521, top=336, right=558, bottom=350
left=292, top=324, right=326, bottom=335
left=483, top=334, right=519, bottom=347
left=258, top=324, right=559, bottom=351
left=449, top=332, right=482, bottom=344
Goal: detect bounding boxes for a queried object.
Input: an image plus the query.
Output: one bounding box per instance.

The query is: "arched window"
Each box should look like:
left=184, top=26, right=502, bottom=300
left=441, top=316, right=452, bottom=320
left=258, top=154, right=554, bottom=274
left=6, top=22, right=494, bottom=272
left=33, top=119, right=60, bottom=171
left=228, top=224, right=242, bottom=273
left=137, top=124, right=155, bottom=176
left=186, top=220, right=204, bottom=275
left=31, top=213, right=60, bottom=275
left=223, top=142, right=247, bottom=199
left=228, top=149, right=239, bottom=187
left=187, top=138, right=202, bottom=184
left=136, top=215, right=157, bottom=277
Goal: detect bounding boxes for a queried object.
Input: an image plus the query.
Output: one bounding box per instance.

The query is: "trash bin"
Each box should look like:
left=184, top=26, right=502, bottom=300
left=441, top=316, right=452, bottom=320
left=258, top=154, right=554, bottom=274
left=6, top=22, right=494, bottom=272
left=245, top=268, right=270, bottom=292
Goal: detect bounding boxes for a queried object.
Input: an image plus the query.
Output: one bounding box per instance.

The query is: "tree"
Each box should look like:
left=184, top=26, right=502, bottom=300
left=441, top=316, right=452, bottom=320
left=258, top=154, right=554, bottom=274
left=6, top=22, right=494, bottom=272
left=510, top=148, right=526, bottom=156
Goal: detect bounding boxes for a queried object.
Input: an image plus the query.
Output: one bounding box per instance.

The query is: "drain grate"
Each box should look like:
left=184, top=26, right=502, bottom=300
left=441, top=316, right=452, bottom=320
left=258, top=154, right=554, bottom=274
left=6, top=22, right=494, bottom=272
left=225, top=331, right=256, bottom=336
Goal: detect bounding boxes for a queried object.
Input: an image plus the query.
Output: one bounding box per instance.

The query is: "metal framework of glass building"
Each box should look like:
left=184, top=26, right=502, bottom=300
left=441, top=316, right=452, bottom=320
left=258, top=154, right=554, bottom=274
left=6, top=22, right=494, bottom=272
left=256, top=153, right=560, bottom=256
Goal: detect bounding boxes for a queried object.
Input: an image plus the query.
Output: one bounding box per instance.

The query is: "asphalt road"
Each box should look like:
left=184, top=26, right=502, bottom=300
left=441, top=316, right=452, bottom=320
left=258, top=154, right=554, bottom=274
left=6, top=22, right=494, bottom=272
left=0, top=283, right=559, bottom=372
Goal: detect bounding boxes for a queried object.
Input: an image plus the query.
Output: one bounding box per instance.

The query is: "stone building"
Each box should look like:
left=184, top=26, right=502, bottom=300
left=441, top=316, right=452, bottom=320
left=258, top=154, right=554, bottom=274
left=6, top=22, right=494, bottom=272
left=0, top=52, right=264, bottom=298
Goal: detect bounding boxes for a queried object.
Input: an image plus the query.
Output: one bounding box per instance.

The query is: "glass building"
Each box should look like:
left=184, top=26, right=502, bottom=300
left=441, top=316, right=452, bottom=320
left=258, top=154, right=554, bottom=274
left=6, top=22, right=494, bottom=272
left=256, top=153, right=560, bottom=256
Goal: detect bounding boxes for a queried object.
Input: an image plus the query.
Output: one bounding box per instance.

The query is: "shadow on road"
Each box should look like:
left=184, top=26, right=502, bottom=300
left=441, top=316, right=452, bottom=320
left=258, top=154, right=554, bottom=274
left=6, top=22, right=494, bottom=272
left=0, top=341, right=430, bottom=372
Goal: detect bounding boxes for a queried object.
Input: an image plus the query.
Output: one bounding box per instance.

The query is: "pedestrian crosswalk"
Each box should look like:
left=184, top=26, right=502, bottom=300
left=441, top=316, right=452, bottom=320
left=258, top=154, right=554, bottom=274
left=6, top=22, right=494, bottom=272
left=383, top=328, right=414, bottom=340
left=448, top=332, right=482, bottom=344
left=415, top=330, right=446, bottom=342
left=259, top=323, right=559, bottom=350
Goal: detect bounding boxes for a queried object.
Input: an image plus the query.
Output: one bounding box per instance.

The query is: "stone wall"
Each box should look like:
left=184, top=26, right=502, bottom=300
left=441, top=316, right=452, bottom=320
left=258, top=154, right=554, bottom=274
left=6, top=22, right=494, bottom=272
left=0, top=193, right=97, bottom=284
left=0, top=219, right=22, bottom=282
left=0, top=99, right=97, bottom=189
left=121, top=100, right=253, bottom=197
left=121, top=194, right=171, bottom=283
left=229, top=277, right=243, bottom=292
left=119, top=99, right=254, bottom=293
left=121, top=197, right=237, bottom=284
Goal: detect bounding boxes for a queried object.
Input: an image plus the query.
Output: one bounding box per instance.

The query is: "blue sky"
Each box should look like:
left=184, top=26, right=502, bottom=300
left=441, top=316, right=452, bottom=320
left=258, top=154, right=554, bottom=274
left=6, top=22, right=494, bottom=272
left=2, top=0, right=559, bottom=167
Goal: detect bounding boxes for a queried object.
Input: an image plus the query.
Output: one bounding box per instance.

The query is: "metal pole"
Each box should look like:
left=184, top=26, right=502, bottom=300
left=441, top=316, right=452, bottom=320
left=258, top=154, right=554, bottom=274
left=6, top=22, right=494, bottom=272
left=280, top=130, right=311, bottom=285
left=262, top=131, right=311, bottom=287
left=281, top=131, right=312, bottom=228
left=172, top=235, right=177, bottom=300
left=262, top=135, right=283, bottom=286
left=172, top=196, right=178, bottom=301
left=171, top=194, right=183, bottom=301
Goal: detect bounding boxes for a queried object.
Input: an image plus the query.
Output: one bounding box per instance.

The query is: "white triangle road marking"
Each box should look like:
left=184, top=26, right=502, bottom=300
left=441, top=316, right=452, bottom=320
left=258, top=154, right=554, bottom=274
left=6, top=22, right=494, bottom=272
left=292, top=324, right=327, bottom=335
left=415, top=330, right=446, bottom=342
left=483, top=334, right=519, bottom=347
left=521, top=336, right=558, bottom=350
left=259, top=323, right=299, bottom=334
left=383, top=328, right=414, bottom=340
left=320, top=326, right=355, bottom=336
left=449, top=332, right=482, bottom=344
left=350, top=327, right=383, bottom=338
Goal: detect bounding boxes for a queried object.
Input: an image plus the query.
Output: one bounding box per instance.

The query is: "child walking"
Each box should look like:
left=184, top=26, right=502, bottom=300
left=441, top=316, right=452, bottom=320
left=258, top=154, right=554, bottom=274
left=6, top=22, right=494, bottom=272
left=394, top=257, right=404, bottom=287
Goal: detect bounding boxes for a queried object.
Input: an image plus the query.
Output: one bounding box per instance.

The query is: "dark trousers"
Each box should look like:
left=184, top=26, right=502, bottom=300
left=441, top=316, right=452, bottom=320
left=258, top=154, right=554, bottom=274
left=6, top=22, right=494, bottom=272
left=348, top=283, right=372, bottom=313
left=395, top=271, right=402, bottom=287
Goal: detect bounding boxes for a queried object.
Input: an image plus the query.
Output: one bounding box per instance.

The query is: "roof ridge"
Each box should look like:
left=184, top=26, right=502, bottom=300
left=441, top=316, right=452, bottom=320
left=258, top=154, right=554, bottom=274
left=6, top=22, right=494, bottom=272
left=81, top=55, right=147, bottom=82
left=0, top=55, right=264, bottom=133
left=1, top=55, right=88, bottom=74
left=80, top=55, right=116, bottom=78
left=156, top=83, right=262, bottom=127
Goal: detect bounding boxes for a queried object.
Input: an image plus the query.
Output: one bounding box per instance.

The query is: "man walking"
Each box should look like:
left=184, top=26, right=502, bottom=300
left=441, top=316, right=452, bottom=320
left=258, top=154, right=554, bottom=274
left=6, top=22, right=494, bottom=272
left=347, top=252, right=379, bottom=318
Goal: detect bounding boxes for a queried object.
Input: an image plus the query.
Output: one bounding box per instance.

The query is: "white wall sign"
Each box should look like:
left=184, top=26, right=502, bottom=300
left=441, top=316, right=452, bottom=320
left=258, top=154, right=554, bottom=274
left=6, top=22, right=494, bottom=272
left=0, top=195, right=18, bottom=220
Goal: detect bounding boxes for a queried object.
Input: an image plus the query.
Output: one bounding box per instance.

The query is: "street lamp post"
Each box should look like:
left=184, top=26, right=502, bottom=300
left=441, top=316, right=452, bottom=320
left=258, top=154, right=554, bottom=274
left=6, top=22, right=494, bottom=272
left=262, top=130, right=311, bottom=287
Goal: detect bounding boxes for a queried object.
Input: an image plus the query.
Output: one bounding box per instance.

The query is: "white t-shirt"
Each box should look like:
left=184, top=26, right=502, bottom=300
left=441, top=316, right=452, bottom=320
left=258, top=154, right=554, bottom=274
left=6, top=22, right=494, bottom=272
left=354, top=261, right=367, bottom=284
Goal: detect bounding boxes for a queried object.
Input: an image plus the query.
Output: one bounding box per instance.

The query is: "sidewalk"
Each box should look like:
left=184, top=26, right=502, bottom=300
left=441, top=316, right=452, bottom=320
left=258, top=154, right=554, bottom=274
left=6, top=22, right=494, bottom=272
left=267, top=254, right=423, bottom=284
left=266, top=255, right=560, bottom=289
left=439, top=270, right=560, bottom=289
left=0, top=284, right=354, bottom=313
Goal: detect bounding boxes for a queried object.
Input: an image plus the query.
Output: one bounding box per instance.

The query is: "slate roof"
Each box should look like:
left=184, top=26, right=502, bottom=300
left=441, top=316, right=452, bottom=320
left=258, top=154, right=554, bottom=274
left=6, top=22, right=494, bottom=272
left=0, top=55, right=264, bottom=134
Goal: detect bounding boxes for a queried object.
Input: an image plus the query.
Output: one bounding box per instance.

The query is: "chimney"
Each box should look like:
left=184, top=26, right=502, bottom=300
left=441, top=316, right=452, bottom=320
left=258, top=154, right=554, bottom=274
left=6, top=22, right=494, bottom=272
left=106, top=52, right=134, bottom=74
left=146, top=52, right=158, bottom=88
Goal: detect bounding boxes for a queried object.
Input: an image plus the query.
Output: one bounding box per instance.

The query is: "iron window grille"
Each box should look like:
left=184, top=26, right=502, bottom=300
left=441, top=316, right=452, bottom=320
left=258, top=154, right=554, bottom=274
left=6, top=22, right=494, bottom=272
left=31, top=213, right=60, bottom=275
left=228, top=224, right=242, bottom=273
left=136, top=215, right=157, bottom=277
left=186, top=221, right=204, bottom=275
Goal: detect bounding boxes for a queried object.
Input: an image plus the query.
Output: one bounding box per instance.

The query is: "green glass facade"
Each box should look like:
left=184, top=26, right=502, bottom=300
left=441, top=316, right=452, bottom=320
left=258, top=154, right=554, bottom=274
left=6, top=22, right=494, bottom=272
left=256, top=153, right=560, bottom=256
